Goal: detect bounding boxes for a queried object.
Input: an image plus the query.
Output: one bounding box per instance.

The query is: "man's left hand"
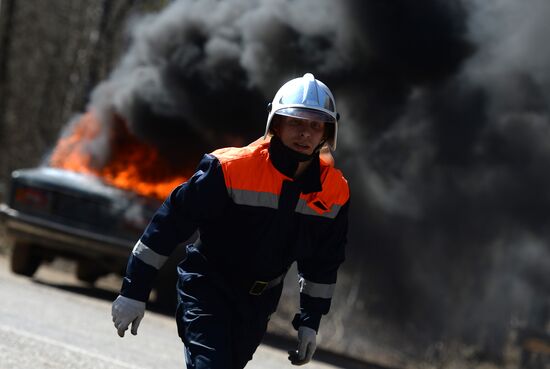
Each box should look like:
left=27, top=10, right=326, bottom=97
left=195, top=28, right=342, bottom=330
left=288, top=326, right=317, bottom=365
left=111, top=295, right=145, bottom=337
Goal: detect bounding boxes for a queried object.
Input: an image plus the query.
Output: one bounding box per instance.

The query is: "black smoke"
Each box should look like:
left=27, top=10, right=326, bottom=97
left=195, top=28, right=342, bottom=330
left=73, top=0, right=550, bottom=362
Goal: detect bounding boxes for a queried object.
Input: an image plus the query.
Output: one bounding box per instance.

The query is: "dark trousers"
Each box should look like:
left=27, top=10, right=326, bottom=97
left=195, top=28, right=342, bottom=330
left=176, top=247, right=283, bottom=369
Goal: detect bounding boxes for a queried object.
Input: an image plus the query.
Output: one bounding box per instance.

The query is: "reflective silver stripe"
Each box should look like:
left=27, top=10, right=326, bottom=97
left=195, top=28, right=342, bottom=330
left=229, top=188, right=279, bottom=209
left=299, top=277, right=336, bottom=299
left=228, top=188, right=342, bottom=218
left=132, top=240, right=168, bottom=270
left=295, top=199, right=341, bottom=219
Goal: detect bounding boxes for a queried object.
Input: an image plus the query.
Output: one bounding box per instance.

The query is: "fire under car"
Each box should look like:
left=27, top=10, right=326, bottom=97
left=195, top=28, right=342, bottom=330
left=0, top=166, right=187, bottom=310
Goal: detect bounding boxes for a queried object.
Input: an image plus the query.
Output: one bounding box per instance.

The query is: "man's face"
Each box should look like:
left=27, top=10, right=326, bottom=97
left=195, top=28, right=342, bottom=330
left=273, top=115, right=326, bottom=155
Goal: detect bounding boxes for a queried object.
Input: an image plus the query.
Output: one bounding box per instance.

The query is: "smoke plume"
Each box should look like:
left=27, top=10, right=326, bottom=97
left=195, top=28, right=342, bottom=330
left=69, top=0, right=550, bottom=362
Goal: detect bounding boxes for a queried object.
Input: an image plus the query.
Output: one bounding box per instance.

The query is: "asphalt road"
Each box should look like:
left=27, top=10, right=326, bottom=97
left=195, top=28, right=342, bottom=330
left=0, top=255, right=350, bottom=369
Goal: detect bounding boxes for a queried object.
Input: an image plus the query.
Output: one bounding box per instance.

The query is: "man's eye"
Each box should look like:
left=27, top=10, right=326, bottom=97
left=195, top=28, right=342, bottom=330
left=311, top=121, right=323, bottom=130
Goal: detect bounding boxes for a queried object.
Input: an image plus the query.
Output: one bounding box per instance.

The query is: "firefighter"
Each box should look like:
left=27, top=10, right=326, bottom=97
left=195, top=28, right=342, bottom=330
left=111, top=73, right=350, bottom=368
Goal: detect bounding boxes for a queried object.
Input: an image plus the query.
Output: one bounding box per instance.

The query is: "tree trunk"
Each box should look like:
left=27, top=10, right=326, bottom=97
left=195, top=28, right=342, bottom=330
left=0, top=0, right=16, bottom=179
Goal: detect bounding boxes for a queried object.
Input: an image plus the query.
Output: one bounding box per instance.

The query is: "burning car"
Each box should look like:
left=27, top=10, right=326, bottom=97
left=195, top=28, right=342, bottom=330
left=0, top=167, right=187, bottom=309
left=0, top=111, right=193, bottom=310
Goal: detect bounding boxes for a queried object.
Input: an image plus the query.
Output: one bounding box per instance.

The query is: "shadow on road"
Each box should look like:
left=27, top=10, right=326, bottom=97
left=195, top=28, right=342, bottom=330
left=32, top=279, right=119, bottom=302
left=31, top=275, right=389, bottom=369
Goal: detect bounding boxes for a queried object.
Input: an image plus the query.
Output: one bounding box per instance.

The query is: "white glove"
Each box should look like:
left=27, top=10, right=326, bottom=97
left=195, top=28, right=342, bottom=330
left=111, top=295, right=145, bottom=337
left=288, top=326, right=317, bottom=365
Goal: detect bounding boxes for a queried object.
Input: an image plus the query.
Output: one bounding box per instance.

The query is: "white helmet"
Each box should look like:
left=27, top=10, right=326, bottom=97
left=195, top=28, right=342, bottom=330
left=264, top=73, right=340, bottom=150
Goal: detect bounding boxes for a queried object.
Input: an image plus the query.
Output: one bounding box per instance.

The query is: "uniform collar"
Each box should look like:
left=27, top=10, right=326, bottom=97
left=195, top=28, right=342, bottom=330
left=268, top=137, right=322, bottom=194
left=295, top=156, right=323, bottom=194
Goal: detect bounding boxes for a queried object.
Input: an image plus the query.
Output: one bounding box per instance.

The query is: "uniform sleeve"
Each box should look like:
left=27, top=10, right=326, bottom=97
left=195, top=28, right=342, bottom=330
left=293, top=199, right=349, bottom=332
left=120, top=154, right=228, bottom=301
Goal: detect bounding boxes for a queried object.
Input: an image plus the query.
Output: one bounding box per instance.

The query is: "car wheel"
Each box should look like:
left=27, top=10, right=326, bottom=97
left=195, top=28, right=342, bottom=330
left=76, top=262, right=102, bottom=284
left=10, top=241, right=42, bottom=277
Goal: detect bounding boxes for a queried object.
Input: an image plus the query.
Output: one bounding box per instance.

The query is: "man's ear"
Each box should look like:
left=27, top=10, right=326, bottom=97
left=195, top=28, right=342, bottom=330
left=271, top=117, right=280, bottom=135
left=324, top=123, right=335, bottom=143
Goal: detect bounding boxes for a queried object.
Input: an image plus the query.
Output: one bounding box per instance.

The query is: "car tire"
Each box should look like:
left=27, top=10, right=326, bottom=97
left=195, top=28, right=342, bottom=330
left=76, top=262, right=102, bottom=284
left=10, top=241, right=42, bottom=277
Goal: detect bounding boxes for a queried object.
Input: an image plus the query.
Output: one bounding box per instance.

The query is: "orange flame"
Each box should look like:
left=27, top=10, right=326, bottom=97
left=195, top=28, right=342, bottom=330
left=50, top=110, right=189, bottom=200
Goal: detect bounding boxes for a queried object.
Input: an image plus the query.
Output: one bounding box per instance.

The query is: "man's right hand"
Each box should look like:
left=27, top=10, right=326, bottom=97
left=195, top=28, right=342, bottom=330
left=111, top=295, right=146, bottom=337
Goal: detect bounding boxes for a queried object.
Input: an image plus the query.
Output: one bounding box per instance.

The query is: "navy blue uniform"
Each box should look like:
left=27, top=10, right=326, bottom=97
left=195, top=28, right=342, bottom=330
left=120, top=138, right=349, bottom=368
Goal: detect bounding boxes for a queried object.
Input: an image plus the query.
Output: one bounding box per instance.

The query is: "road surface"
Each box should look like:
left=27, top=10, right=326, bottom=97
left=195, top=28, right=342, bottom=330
left=0, top=255, right=352, bottom=369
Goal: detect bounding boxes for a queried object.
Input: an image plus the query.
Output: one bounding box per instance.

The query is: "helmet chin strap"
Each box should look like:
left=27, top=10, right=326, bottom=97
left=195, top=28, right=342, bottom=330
left=312, top=139, right=327, bottom=155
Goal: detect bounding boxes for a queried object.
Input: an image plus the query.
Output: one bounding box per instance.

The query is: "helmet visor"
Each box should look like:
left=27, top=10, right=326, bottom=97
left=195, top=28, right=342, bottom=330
left=275, top=107, right=336, bottom=124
